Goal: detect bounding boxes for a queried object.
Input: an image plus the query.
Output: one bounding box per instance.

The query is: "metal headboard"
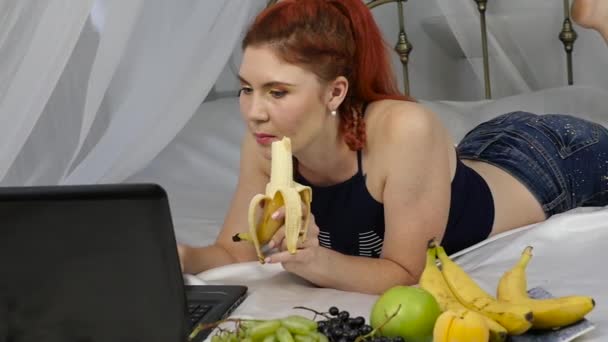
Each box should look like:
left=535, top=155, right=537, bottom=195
left=264, top=0, right=578, bottom=100
left=367, top=0, right=413, bottom=96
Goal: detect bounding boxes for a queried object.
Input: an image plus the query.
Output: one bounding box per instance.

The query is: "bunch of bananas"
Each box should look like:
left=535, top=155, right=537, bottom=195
left=497, top=246, right=595, bottom=330
left=232, top=137, right=312, bottom=263
left=420, top=239, right=595, bottom=342
left=420, top=245, right=512, bottom=342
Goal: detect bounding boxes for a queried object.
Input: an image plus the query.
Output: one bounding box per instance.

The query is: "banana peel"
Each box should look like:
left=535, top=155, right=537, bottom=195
left=233, top=137, right=312, bottom=263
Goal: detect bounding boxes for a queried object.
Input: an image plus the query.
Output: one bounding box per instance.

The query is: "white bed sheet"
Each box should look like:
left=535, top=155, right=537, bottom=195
left=187, top=206, right=608, bottom=341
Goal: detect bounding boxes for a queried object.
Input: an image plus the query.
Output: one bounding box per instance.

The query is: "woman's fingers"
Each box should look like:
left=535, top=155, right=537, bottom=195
left=265, top=236, right=320, bottom=264
left=268, top=226, right=285, bottom=249
left=267, top=201, right=318, bottom=251
left=270, top=201, right=310, bottom=221
left=268, top=202, right=312, bottom=243
left=279, top=231, right=318, bottom=251
left=269, top=224, right=318, bottom=251
left=272, top=216, right=318, bottom=252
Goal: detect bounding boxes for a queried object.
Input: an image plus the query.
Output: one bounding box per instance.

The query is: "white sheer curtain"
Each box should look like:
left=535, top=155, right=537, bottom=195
left=0, top=0, right=94, bottom=184
left=0, top=0, right=261, bottom=187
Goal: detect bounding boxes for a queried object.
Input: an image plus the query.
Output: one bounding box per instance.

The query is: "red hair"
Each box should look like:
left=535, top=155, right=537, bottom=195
left=242, top=0, right=415, bottom=150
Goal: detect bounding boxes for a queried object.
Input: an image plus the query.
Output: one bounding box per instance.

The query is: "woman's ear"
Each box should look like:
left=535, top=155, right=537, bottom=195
left=327, top=76, right=349, bottom=110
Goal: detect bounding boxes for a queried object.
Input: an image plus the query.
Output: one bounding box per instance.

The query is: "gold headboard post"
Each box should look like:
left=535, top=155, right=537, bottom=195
left=475, top=0, right=492, bottom=99
left=559, top=0, right=578, bottom=85
left=394, top=0, right=413, bottom=95
left=367, top=0, right=412, bottom=96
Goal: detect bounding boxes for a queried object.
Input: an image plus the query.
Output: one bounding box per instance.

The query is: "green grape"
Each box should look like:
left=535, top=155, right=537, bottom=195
left=275, top=326, right=295, bottom=342
left=225, top=332, right=238, bottom=342
left=293, top=335, right=314, bottom=342
left=241, top=338, right=253, bottom=342
left=210, top=335, right=222, bottom=342
left=280, top=315, right=318, bottom=335
left=241, top=319, right=265, bottom=329
left=249, top=319, right=282, bottom=340
left=262, top=334, right=278, bottom=342
left=235, top=327, right=249, bottom=340
left=239, top=319, right=263, bottom=336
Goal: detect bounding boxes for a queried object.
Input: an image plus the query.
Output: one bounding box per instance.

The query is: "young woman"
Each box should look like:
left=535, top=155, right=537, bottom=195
left=179, top=0, right=608, bottom=295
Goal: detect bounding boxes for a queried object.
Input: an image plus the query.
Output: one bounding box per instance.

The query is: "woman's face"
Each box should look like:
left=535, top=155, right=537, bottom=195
left=238, top=45, right=331, bottom=159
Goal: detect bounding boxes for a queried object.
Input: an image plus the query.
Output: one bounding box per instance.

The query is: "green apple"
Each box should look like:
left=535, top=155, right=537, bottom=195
left=370, top=285, right=441, bottom=342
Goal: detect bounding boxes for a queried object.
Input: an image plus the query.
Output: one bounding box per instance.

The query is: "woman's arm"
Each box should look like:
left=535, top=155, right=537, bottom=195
left=267, top=103, right=454, bottom=294
left=179, top=133, right=271, bottom=274
left=376, top=104, right=453, bottom=287
left=279, top=244, right=418, bottom=294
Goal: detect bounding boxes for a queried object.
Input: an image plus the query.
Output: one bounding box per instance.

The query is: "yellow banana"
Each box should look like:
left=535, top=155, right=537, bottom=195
left=497, top=246, right=595, bottom=330
left=233, top=137, right=312, bottom=263
left=419, top=244, right=507, bottom=342
left=434, top=242, right=534, bottom=335
left=433, top=309, right=490, bottom=342
left=232, top=193, right=285, bottom=246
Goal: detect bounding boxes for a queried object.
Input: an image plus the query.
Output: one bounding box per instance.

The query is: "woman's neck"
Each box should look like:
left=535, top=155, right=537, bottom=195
left=295, top=132, right=358, bottom=186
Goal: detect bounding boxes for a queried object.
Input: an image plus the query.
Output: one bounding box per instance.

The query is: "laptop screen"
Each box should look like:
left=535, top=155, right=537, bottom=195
left=0, top=184, right=188, bottom=342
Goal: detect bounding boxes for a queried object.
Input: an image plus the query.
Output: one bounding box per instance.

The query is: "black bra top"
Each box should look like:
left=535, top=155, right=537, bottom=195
left=294, top=149, right=494, bottom=257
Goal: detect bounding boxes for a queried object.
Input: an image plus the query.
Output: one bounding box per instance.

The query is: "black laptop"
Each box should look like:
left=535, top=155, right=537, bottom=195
left=0, top=183, right=247, bottom=342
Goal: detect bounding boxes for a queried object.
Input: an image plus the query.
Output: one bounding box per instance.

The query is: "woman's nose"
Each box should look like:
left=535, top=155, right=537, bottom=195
left=245, top=95, right=269, bottom=122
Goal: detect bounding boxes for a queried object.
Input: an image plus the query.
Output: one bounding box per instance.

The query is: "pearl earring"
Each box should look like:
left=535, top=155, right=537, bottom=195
left=331, top=109, right=337, bottom=116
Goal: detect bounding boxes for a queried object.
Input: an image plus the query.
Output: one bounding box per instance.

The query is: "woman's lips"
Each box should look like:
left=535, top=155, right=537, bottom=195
left=254, top=133, right=277, bottom=145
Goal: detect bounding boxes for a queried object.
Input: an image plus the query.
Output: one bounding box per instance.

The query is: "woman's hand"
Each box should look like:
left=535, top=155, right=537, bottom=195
left=264, top=211, right=323, bottom=274
left=177, top=243, right=190, bottom=273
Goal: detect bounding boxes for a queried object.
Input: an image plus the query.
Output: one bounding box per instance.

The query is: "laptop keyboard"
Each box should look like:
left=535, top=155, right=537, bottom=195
left=188, top=302, right=213, bottom=328
left=186, top=293, right=247, bottom=341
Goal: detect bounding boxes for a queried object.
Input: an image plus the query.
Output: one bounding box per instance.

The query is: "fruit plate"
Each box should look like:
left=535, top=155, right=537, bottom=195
left=509, top=287, right=595, bottom=342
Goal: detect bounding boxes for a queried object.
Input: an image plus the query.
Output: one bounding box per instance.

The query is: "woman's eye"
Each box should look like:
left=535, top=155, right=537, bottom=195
left=269, top=90, right=287, bottom=99
left=238, top=87, right=253, bottom=96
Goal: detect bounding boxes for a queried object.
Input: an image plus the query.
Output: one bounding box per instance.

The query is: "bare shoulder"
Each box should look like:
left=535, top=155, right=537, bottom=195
left=361, top=99, right=456, bottom=196
left=365, top=99, right=449, bottom=151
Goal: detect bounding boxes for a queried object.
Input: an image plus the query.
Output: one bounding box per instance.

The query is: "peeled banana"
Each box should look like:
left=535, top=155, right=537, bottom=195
left=433, top=309, right=490, bottom=342
left=434, top=243, right=534, bottom=335
left=419, top=243, right=508, bottom=342
left=497, top=246, right=596, bottom=330
left=232, top=137, right=312, bottom=263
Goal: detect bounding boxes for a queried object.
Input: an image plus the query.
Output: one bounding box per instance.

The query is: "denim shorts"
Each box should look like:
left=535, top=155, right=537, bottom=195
left=456, top=111, right=608, bottom=217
